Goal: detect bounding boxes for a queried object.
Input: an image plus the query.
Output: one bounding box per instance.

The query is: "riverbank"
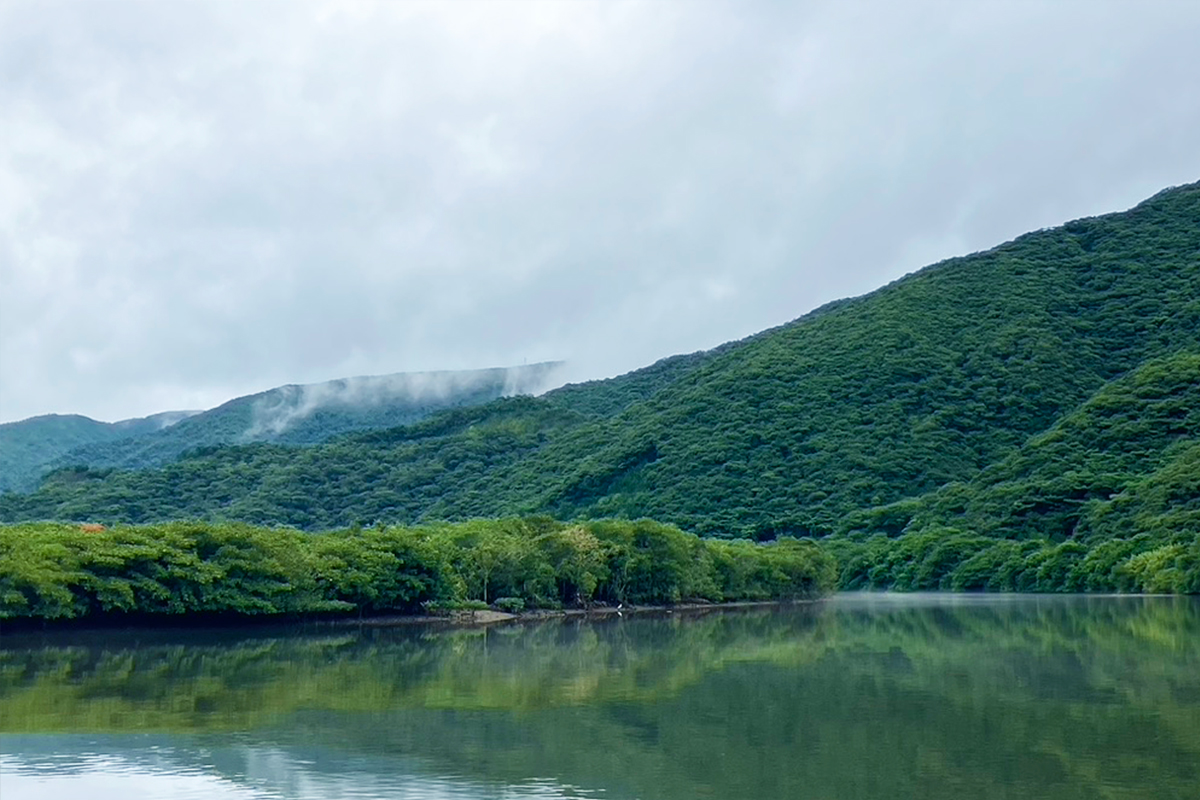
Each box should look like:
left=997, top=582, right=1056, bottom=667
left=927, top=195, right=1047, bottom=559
left=331, top=598, right=820, bottom=628
left=0, top=599, right=824, bottom=637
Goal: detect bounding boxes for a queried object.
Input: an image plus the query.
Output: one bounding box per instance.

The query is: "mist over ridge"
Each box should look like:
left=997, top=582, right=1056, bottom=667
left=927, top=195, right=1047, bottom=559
left=243, top=361, right=566, bottom=440
left=0, top=362, right=566, bottom=493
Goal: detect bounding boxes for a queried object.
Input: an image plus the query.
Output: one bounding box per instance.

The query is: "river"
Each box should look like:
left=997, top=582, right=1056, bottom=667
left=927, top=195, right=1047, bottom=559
left=2, top=593, right=1197, bottom=799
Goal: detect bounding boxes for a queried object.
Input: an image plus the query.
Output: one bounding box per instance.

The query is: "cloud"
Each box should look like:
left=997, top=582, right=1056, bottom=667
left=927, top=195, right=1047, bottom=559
left=2, top=0, right=1199, bottom=422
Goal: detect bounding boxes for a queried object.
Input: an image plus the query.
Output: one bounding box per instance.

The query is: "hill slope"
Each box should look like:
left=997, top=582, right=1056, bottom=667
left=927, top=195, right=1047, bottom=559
left=500, top=181, right=1200, bottom=535
left=891, top=351, right=1200, bottom=542
left=2, top=182, right=1198, bottom=547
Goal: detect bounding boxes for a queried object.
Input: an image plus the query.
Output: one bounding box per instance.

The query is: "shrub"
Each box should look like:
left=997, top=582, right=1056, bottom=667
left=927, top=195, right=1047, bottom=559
left=494, top=596, right=526, bottom=613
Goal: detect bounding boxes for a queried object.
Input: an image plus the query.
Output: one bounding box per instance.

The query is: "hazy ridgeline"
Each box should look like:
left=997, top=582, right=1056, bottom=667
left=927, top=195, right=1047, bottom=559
left=0, top=519, right=835, bottom=623
left=0, top=363, right=564, bottom=494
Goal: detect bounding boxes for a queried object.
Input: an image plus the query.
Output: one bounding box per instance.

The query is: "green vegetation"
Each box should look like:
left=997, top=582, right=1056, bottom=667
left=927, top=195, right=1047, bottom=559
left=895, top=351, right=1200, bottom=541
left=0, top=398, right=589, bottom=529
left=2, top=182, right=1198, bottom=593
left=823, top=351, right=1200, bottom=593
left=0, top=519, right=835, bottom=623
left=825, top=530, right=1199, bottom=593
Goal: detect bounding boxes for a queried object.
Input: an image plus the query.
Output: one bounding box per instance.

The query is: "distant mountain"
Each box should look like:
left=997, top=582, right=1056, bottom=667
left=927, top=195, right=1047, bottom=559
left=0, top=363, right=563, bottom=492
left=3, top=182, right=1197, bottom=574
left=0, top=411, right=200, bottom=493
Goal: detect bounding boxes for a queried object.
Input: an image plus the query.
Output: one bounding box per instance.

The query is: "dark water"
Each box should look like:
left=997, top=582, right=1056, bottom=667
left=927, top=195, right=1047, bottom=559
left=2, top=594, right=1198, bottom=799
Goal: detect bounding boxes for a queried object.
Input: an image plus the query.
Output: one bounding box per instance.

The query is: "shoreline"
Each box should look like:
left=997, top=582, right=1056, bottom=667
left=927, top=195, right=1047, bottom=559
left=334, top=599, right=822, bottom=629
left=0, top=599, right=824, bottom=638
left=1, top=594, right=1188, bottom=642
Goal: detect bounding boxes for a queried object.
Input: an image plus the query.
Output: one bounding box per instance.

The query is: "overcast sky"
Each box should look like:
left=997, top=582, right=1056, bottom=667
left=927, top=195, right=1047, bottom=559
left=2, top=0, right=1198, bottom=423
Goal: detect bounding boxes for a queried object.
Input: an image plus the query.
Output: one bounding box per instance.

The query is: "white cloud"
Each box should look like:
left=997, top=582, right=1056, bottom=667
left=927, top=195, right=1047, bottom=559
left=1, top=0, right=1198, bottom=422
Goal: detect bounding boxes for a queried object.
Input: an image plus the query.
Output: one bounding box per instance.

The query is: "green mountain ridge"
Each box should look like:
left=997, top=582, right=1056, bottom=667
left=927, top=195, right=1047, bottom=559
left=0, top=411, right=201, bottom=494
left=0, top=363, right=564, bottom=493
left=2, top=180, right=1198, bottom=593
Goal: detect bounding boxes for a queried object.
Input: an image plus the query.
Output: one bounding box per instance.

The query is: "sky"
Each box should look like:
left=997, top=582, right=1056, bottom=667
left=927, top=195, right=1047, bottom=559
left=2, top=0, right=1199, bottom=424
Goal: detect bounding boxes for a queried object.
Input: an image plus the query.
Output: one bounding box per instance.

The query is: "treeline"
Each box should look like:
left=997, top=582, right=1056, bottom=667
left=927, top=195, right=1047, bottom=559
left=0, top=519, right=836, bottom=622
left=825, top=529, right=1200, bottom=594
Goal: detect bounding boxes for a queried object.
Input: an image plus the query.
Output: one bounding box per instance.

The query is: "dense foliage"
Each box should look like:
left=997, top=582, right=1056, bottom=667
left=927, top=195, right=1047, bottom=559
left=521, top=183, right=1200, bottom=536
left=0, top=519, right=835, bottom=622
left=824, top=530, right=1200, bottom=594
left=823, top=351, right=1200, bottom=593
left=2, top=182, right=1198, bottom=593
left=853, top=351, right=1200, bottom=540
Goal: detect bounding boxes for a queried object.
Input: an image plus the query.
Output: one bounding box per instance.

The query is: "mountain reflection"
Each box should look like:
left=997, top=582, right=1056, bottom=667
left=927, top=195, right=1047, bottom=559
left=2, top=595, right=1198, bottom=800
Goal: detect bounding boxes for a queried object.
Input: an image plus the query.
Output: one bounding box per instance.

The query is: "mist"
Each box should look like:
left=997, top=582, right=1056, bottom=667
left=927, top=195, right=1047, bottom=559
left=244, top=362, right=565, bottom=439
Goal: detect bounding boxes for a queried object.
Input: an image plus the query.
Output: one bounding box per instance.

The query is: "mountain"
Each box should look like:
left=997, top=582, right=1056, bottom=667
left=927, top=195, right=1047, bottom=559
left=3, top=182, right=1197, bottom=569
left=0, top=363, right=563, bottom=493
left=0, top=411, right=200, bottom=493
left=517, top=183, right=1200, bottom=537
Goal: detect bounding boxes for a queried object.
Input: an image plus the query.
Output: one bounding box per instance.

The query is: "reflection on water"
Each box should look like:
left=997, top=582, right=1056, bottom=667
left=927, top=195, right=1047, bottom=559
left=1, top=736, right=599, bottom=799
left=2, top=594, right=1198, bottom=800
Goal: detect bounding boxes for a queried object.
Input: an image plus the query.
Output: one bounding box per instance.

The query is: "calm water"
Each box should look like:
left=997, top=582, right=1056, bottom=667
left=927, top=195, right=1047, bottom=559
left=2, top=594, right=1198, bottom=799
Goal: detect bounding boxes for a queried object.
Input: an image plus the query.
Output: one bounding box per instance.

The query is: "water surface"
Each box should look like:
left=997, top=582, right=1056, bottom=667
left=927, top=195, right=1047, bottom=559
left=2, top=594, right=1198, bottom=799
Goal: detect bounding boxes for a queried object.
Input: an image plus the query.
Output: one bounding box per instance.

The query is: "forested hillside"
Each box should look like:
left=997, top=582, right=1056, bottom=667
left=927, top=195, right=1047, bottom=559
left=816, top=351, right=1200, bottom=594
left=519, top=184, right=1200, bottom=536
left=0, top=364, right=561, bottom=494
left=540, top=297, right=850, bottom=419
left=2, top=182, right=1198, bottom=592
left=904, top=351, right=1200, bottom=542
